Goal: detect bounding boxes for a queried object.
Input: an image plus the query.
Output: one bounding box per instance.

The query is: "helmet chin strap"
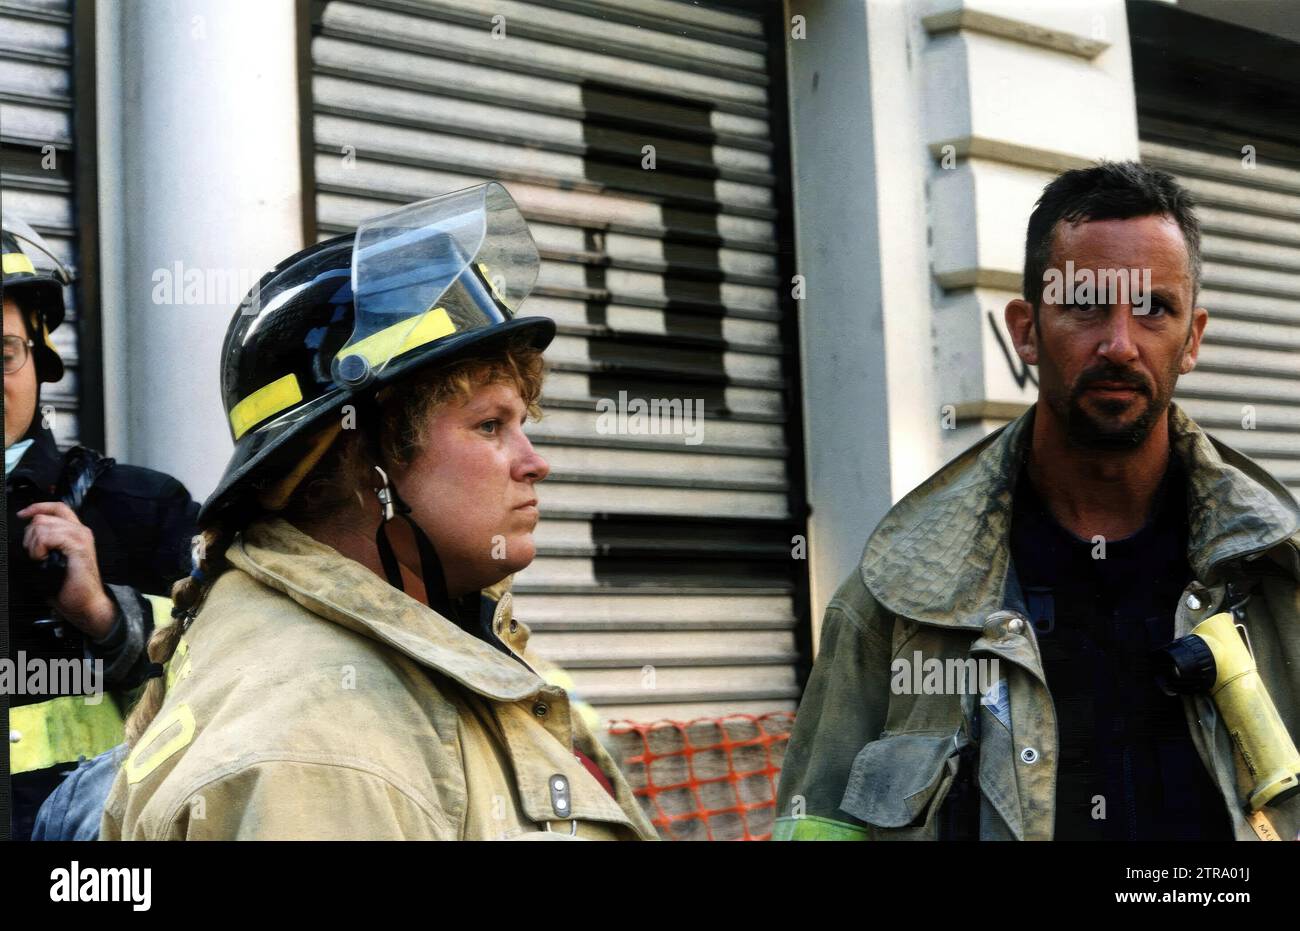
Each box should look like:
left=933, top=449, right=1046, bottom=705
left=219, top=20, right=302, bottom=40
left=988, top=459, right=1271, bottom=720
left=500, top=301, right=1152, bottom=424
left=361, top=398, right=454, bottom=619
left=364, top=416, right=524, bottom=661
left=371, top=464, right=454, bottom=619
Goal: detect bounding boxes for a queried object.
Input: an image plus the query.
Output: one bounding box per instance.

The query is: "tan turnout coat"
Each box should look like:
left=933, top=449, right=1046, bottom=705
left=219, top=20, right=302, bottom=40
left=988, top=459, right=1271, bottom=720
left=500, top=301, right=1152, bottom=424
left=776, top=405, right=1300, bottom=841
left=101, top=518, right=657, bottom=840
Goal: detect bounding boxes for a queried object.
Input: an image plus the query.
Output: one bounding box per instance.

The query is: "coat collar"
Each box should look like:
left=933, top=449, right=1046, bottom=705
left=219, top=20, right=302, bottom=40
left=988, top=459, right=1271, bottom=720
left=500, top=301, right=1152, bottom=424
left=226, top=517, right=546, bottom=702
left=5, top=423, right=63, bottom=491
left=861, top=402, right=1300, bottom=629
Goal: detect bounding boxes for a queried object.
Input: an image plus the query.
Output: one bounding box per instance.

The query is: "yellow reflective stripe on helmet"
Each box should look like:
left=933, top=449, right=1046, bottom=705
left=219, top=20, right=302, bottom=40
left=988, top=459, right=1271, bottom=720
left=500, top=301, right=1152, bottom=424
left=335, top=306, right=456, bottom=370
left=771, top=816, right=870, bottom=841
left=229, top=372, right=303, bottom=440
left=3, top=252, right=36, bottom=275
left=476, top=262, right=507, bottom=303
left=229, top=306, right=457, bottom=439
left=9, top=695, right=126, bottom=774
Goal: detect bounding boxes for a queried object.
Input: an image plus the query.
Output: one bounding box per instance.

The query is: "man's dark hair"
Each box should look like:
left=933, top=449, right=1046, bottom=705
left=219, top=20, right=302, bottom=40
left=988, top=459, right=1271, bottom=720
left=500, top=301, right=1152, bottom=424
left=1022, top=160, right=1201, bottom=308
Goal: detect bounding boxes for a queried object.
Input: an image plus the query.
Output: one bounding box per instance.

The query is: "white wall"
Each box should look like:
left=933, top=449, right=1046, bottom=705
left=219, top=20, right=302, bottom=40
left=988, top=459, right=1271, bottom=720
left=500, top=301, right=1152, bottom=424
left=96, top=0, right=304, bottom=501
left=784, top=0, right=1140, bottom=648
left=784, top=0, right=934, bottom=650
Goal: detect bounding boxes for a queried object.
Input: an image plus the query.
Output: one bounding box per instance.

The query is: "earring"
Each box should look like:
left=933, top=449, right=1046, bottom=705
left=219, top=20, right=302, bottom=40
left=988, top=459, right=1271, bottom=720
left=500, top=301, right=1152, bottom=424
left=372, top=465, right=396, bottom=522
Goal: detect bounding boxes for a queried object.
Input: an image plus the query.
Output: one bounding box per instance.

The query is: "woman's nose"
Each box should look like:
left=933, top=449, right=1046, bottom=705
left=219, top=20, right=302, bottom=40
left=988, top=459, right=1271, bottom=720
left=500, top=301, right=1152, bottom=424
left=515, top=433, right=549, bottom=483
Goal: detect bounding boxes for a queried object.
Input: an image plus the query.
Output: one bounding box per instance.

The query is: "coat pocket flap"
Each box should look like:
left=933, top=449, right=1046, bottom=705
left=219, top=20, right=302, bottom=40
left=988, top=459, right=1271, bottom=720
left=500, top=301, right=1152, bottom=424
left=840, top=732, right=961, bottom=828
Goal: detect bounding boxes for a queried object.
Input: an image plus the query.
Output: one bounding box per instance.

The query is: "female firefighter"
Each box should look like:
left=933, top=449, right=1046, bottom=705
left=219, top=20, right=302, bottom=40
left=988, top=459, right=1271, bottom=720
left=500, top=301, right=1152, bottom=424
left=101, top=184, right=657, bottom=840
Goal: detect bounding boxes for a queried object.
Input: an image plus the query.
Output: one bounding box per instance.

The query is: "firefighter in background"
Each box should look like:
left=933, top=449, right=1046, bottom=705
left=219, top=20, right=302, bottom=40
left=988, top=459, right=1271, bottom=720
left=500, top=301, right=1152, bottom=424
left=3, top=215, right=199, bottom=840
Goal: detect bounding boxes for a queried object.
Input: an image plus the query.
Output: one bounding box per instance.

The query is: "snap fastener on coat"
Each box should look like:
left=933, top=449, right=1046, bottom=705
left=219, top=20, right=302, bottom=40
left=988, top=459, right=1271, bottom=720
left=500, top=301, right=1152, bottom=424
left=9, top=729, right=20, bottom=744
left=983, top=610, right=1025, bottom=638
left=549, top=773, right=570, bottom=817
left=1186, top=593, right=1203, bottom=611
left=1020, top=747, right=1038, bottom=764
left=532, top=701, right=549, bottom=717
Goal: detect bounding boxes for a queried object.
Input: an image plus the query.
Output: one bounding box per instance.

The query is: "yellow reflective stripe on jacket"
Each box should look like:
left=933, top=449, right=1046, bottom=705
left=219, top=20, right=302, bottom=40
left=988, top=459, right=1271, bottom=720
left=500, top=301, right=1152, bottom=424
left=143, top=594, right=194, bottom=687
left=9, top=593, right=178, bottom=775
left=167, top=638, right=193, bottom=689
left=9, top=696, right=125, bottom=774
left=147, top=593, right=175, bottom=630
left=771, top=815, right=870, bottom=841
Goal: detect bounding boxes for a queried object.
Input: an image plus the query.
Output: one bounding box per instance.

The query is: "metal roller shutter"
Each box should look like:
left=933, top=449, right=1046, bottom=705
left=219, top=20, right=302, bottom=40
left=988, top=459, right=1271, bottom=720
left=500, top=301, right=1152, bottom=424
left=308, top=0, right=806, bottom=722
left=0, top=0, right=80, bottom=447
left=1130, top=3, right=1300, bottom=501
left=1139, top=122, right=1300, bottom=498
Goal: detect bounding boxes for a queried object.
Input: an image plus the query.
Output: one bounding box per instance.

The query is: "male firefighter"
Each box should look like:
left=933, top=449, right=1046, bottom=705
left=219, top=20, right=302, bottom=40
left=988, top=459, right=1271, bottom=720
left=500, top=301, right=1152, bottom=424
left=775, top=161, right=1300, bottom=841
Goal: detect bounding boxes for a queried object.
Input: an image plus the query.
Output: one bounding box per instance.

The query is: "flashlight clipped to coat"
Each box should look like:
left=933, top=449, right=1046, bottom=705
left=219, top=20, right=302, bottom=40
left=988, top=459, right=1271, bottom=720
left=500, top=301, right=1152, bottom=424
left=1155, top=612, right=1300, bottom=813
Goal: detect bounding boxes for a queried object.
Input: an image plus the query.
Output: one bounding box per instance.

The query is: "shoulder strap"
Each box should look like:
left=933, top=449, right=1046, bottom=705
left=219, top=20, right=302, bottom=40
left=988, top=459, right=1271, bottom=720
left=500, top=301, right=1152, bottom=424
left=57, top=446, right=115, bottom=511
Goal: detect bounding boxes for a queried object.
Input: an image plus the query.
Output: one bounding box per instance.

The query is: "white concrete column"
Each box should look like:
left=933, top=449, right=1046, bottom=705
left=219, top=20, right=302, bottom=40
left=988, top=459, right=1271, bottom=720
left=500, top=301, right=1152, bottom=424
left=97, top=0, right=303, bottom=498
left=784, top=1, right=941, bottom=646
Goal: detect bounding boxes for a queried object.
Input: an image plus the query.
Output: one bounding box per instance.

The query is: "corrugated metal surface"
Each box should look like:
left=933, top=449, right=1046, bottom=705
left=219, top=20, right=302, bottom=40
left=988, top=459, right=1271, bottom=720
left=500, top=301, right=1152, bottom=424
left=0, top=0, right=79, bottom=446
left=309, top=0, right=803, bottom=722
left=1140, top=121, right=1300, bottom=496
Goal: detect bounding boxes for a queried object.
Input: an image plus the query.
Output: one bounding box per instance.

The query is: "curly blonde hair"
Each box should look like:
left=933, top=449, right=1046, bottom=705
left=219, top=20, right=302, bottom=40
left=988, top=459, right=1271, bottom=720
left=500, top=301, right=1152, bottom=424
left=124, top=338, right=546, bottom=746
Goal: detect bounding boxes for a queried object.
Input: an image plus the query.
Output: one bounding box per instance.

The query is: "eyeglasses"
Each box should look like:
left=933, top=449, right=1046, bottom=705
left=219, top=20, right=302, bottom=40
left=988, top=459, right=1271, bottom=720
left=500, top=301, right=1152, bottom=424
left=3, top=334, right=35, bottom=375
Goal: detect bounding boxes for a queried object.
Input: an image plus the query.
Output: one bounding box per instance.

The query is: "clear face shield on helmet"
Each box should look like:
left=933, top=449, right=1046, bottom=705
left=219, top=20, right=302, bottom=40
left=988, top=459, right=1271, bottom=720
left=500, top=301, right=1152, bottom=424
left=206, top=181, right=552, bottom=529
left=335, top=181, right=540, bottom=386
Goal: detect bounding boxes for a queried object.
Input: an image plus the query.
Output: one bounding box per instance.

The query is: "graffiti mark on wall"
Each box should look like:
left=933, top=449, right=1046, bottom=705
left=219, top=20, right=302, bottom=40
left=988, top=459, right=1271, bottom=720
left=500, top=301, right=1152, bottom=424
left=987, top=310, right=1038, bottom=390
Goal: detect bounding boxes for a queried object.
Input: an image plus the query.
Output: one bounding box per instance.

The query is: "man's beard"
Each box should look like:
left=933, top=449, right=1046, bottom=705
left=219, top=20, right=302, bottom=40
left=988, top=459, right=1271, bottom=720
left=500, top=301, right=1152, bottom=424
left=1049, top=363, right=1177, bottom=451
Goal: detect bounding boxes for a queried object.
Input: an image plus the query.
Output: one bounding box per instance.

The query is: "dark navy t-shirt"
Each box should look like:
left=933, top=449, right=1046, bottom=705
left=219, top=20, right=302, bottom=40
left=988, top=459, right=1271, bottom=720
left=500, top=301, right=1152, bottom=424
left=1010, top=460, right=1233, bottom=840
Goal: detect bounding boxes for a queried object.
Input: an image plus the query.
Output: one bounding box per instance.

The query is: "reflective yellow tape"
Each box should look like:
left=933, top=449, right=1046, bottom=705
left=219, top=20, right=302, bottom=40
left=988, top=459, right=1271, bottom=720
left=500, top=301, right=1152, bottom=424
left=771, top=816, right=870, bottom=841
left=144, top=593, right=193, bottom=683
left=126, top=703, right=196, bottom=784
left=229, top=372, right=303, bottom=440
left=10, top=695, right=126, bottom=774
left=145, top=593, right=175, bottom=630
left=336, top=307, right=456, bottom=370
left=476, top=262, right=507, bottom=303
left=166, top=638, right=193, bottom=690
left=3, top=252, right=36, bottom=275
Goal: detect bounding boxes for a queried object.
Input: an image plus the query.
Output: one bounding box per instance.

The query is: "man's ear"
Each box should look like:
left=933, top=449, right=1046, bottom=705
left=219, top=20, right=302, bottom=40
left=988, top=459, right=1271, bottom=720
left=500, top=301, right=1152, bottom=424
left=1004, top=299, right=1038, bottom=366
left=1179, top=306, right=1209, bottom=374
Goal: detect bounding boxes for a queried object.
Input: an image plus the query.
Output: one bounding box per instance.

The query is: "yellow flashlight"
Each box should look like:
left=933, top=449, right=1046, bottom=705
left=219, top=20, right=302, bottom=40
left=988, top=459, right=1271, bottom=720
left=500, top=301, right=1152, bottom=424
left=1155, top=612, right=1300, bottom=812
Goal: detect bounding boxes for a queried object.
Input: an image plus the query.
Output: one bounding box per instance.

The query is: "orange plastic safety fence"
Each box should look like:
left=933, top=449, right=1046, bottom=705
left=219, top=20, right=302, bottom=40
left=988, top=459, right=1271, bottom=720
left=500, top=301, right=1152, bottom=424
left=608, top=712, right=795, bottom=841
